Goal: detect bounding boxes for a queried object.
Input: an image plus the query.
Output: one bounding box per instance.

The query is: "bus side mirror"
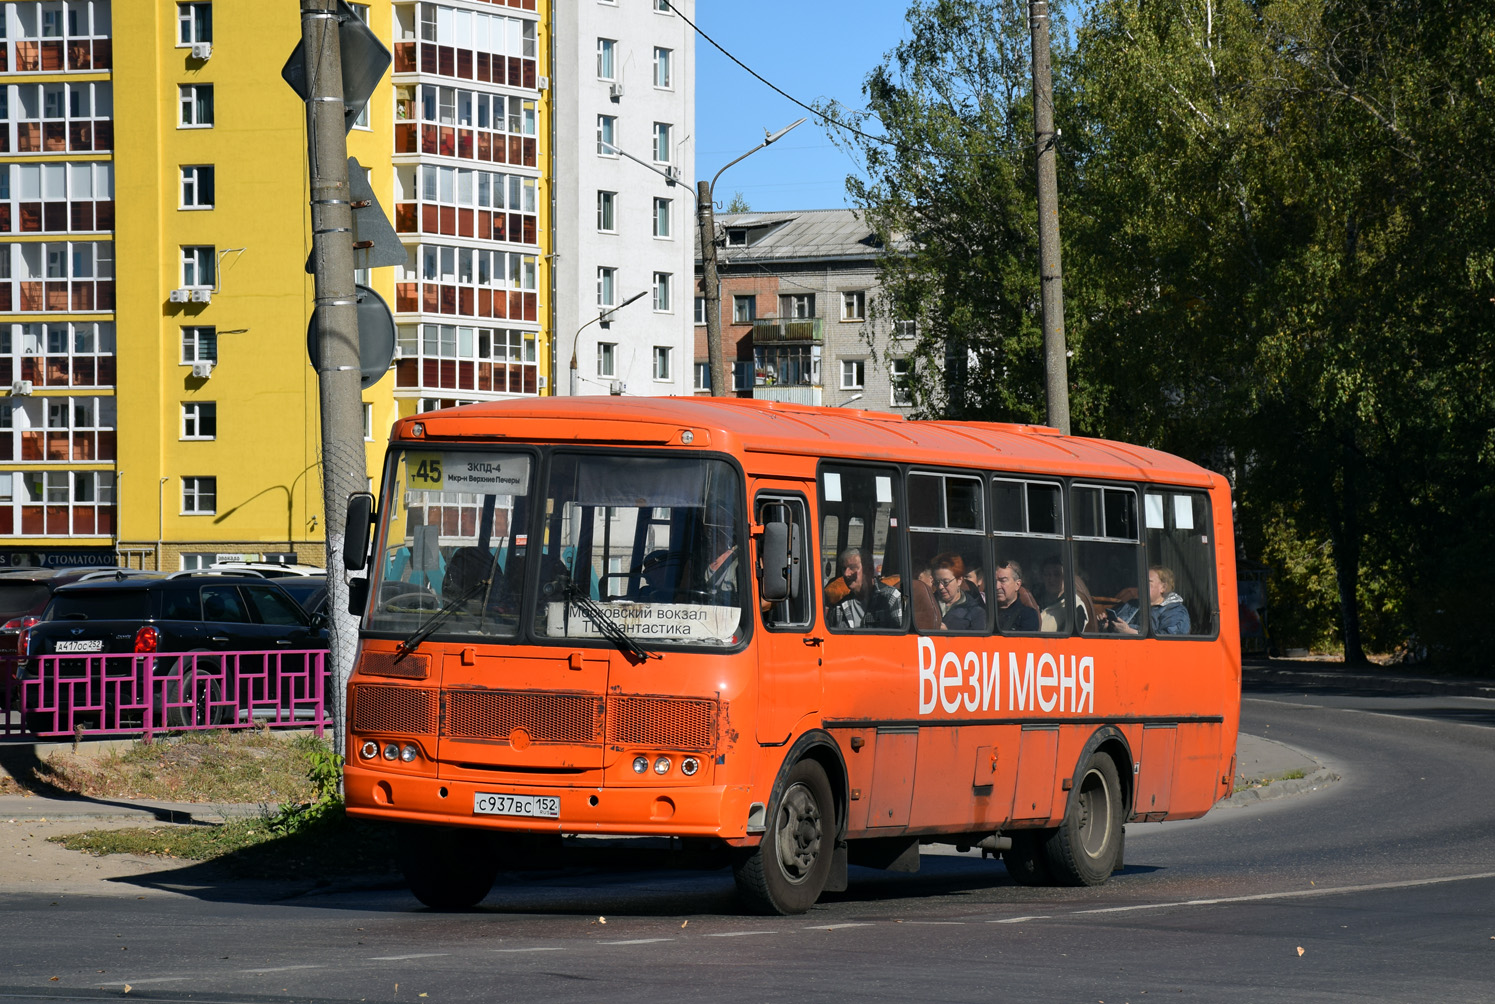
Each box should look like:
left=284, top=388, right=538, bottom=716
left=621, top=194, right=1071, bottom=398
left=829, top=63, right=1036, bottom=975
left=347, top=576, right=369, bottom=616
left=343, top=492, right=375, bottom=571
left=760, top=520, right=801, bottom=603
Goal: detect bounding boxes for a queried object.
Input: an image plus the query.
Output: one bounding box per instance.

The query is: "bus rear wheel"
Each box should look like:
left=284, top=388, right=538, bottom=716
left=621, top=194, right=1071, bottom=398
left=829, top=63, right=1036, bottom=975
left=734, top=758, right=834, bottom=915
left=396, top=825, right=501, bottom=910
left=1045, top=752, right=1124, bottom=886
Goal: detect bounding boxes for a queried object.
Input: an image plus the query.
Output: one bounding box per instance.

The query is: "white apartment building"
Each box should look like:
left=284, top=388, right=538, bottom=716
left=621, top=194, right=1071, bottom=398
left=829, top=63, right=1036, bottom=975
left=553, top=0, right=694, bottom=398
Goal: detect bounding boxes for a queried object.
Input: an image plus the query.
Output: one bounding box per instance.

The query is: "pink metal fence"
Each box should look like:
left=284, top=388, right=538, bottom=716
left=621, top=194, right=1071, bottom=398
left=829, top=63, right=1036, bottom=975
left=2, top=649, right=328, bottom=739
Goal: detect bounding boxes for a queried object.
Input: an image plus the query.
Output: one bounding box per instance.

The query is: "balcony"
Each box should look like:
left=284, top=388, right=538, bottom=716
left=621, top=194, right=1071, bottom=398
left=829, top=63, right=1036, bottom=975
left=752, top=317, right=823, bottom=344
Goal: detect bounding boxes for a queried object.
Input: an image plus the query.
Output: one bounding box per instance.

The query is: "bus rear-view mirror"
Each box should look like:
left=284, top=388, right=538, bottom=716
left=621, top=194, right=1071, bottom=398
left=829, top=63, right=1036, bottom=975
left=343, top=493, right=375, bottom=571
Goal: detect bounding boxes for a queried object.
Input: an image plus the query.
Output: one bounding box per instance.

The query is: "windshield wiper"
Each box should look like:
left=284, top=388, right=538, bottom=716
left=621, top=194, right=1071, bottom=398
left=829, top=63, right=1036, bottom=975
left=393, top=575, right=491, bottom=663
left=563, top=582, right=658, bottom=665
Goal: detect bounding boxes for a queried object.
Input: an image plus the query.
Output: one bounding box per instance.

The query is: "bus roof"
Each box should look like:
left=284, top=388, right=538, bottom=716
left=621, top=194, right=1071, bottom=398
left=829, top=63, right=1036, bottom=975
left=394, top=397, right=1219, bottom=488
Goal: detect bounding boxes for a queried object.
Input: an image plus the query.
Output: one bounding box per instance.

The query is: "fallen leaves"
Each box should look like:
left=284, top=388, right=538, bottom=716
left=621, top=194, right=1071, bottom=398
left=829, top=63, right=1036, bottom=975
left=1296, top=947, right=1305, bottom=956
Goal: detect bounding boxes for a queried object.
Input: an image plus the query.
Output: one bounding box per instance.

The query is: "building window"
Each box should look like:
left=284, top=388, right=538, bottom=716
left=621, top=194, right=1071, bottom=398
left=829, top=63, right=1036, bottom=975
left=653, top=47, right=672, bottom=88
left=596, top=266, right=616, bottom=308
left=727, top=228, right=748, bottom=246
left=180, top=165, right=214, bottom=209
left=652, top=197, right=671, bottom=238
left=652, top=122, right=671, bottom=164
left=177, top=3, right=213, bottom=45
left=655, top=0, right=671, bottom=12
left=363, top=401, right=374, bottom=441
left=182, top=476, right=217, bottom=514
left=653, top=271, right=671, bottom=312
left=181, top=325, right=217, bottom=364
left=179, top=84, right=214, bottom=127
left=890, top=358, right=912, bottom=406
left=2, top=161, right=115, bottom=234
left=732, top=295, right=756, bottom=324
left=780, top=293, right=815, bottom=319
left=181, top=246, right=214, bottom=288
left=653, top=346, right=672, bottom=381
left=7, top=471, right=115, bottom=537
left=894, top=319, right=917, bottom=340
left=841, top=359, right=865, bottom=390
left=596, top=114, right=616, bottom=156
left=597, top=341, right=616, bottom=378
left=694, top=361, right=709, bottom=391
left=596, top=38, right=615, bottom=80
left=182, top=401, right=216, bottom=440
left=395, top=323, right=540, bottom=396
left=693, top=296, right=706, bottom=325
left=841, top=290, right=866, bottom=321
left=597, top=190, right=616, bottom=232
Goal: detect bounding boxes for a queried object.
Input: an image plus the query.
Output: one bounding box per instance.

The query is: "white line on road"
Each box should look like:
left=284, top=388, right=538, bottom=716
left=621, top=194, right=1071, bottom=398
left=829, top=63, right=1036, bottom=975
left=904, top=921, right=966, bottom=925
left=1073, top=872, right=1495, bottom=917
left=238, top=965, right=323, bottom=973
left=599, top=939, right=675, bottom=945
left=803, top=922, right=875, bottom=931
left=491, top=947, right=565, bottom=953
left=96, top=978, right=190, bottom=986
left=367, top=953, right=451, bottom=961
left=989, top=916, right=1051, bottom=924
left=703, top=931, right=778, bottom=938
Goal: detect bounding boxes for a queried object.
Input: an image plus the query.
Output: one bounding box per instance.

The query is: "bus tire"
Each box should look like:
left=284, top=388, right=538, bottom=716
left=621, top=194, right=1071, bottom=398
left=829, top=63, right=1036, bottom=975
left=397, top=825, right=500, bottom=910
left=733, top=758, right=834, bottom=915
left=1044, top=752, right=1124, bottom=886
left=1002, top=828, right=1056, bottom=885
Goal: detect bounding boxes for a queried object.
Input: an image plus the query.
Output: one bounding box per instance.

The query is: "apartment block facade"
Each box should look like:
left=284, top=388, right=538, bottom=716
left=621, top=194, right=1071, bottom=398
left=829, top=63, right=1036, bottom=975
left=0, top=1, right=684, bottom=571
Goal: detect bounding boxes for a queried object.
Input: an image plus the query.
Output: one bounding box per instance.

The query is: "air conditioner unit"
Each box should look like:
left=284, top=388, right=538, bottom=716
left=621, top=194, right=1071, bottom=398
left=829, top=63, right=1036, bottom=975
left=608, top=82, right=624, bottom=99
left=10, top=380, right=33, bottom=396
left=537, top=75, right=550, bottom=90
left=191, top=361, right=214, bottom=379
left=608, top=380, right=625, bottom=396
left=168, top=288, right=190, bottom=303
left=191, top=42, right=212, bottom=60
left=537, top=375, right=547, bottom=389
left=190, top=289, right=212, bottom=303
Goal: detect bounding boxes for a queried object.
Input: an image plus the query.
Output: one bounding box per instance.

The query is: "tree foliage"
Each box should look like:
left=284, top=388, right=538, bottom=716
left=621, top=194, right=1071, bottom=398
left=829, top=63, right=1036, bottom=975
left=831, top=0, right=1495, bottom=663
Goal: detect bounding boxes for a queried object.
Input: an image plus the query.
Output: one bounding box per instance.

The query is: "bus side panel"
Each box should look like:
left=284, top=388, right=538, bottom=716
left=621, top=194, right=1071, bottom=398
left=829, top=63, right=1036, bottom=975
left=1134, top=723, right=1178, bottom=821
left=1170, top=720, right=1225, bottom=817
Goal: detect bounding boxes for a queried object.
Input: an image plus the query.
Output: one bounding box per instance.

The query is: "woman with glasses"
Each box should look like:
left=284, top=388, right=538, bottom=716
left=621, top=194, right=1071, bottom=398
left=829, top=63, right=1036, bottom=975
left=930, top=552, right=985, bottom=631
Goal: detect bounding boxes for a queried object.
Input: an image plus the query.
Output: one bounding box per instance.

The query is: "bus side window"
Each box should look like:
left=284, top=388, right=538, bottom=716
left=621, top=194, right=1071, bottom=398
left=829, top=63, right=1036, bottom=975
left=908, top=470, right=987, bottom=633
left=819, top=464, right=906, bottom=632
left=1072, top=484, right=1142, bottom=635
left=1144, top=490, right=1218, bottom=637
left=991, top=478, right=1065, bottom=635
left=756, top=495, right=812, bottom=629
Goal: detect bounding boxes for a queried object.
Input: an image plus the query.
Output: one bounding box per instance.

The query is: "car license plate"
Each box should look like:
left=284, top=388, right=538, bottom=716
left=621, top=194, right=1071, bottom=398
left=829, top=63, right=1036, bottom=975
left=474, top=792, right=559, bottom=819
left=54, top=640, right=103, bottom=653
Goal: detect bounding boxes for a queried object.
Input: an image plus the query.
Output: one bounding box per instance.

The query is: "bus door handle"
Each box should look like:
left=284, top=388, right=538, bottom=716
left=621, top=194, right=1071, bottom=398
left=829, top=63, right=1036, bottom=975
left=803, top=636, right=824, bottom=647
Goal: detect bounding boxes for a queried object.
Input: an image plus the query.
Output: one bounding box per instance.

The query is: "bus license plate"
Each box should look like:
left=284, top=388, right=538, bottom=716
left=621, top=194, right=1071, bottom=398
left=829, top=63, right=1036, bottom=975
left=474, top=792, right=559, bottom=819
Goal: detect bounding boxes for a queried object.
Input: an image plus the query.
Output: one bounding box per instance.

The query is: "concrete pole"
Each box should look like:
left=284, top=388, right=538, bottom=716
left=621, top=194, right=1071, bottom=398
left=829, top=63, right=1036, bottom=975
left=1029, top=0, right=1071, bottom=435
left=300, top=0, right=363, bottom=754
left=698, top=180, right=726, bottom=397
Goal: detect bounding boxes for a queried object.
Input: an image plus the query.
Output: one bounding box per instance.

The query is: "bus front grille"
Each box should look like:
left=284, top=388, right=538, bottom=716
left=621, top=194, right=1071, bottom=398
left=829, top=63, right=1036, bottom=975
left=606, top=696, right=717, bottom=752
left=444, top=690, right=603, bottom=744
left=352, top=685, right=439, bottom=734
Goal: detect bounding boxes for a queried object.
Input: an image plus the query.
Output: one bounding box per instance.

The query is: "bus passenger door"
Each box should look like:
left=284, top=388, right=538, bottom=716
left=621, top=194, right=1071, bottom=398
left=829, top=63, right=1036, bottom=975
left=752, top=488, right=818, bottom=745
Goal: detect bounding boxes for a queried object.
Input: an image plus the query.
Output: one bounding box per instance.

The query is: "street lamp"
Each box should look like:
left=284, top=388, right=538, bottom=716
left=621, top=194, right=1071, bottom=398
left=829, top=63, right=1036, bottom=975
left=697, top=118, right=807, bottom=398
left=570, top=289, right=649, bottom=396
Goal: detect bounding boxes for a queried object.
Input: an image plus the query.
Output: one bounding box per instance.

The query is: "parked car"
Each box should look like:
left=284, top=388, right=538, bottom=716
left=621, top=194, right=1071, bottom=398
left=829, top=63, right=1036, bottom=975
left=15, top=571, right=329, bottom=733
left=208, top=561, right=326, bottom=578
left=272, top=574, right=328, bottom=621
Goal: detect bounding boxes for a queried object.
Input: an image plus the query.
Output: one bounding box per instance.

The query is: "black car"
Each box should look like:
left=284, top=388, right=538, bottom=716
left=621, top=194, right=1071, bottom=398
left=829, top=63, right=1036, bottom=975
left=17, top=572, right=329, bottom=733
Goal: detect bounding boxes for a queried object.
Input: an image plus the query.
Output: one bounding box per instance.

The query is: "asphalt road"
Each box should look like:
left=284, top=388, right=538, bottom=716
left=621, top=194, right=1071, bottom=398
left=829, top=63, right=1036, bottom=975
left=3, top=683, right=1494, bottom=1003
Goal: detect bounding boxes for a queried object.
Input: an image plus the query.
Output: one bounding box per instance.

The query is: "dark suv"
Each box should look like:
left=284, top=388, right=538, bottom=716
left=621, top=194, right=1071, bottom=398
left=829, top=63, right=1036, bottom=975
left=16, top=572, right=328, bottom=734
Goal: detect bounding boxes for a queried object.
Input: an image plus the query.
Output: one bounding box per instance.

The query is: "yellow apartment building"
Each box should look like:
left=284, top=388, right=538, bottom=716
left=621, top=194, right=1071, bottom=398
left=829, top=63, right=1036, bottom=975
left=0, top=0, right=552, bottom=571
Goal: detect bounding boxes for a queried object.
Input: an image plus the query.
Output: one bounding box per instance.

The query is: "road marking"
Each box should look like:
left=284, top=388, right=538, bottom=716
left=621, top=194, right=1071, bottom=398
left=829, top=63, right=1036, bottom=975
left=96, top=978, right=190, bottom=986
left=703, top=931, right=777, bottom=938
left=599, top=939, right=674, bottom=945
left=990, top=916, right=1051, bottom=924
left=238, top=965, right=323, bottom=973
left=368, top=953, right=451, bottom=961
left=491, top=947, right=565, bottom=953
left=1073, top=872, right=1495, bottom=917
left=803, top=922, right=874, bottom=931
left=905, top=921, right=965, bottom=925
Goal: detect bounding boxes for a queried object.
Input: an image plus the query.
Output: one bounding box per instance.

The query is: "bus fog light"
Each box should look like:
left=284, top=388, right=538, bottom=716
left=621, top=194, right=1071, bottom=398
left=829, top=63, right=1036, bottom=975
left=632, top=756, right=649, bottom=774
left=653, top=756, right=672, bottom=775
left=681, top=757, right=700, bottom=776
left=382, top=743, right=399, bottom=760
left=400, top=743, right=419, bottom=762
left=359, top=741, right=379, bottom=760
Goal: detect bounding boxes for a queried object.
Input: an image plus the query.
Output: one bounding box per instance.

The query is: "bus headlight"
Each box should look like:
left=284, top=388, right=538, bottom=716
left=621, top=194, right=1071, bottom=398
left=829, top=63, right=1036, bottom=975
left=680, top=757, right=700, bottom=777
left=383, top=743, right=399, bottom=760
left=633, top=756, right=650, bottom=774
left=400, top=743, right=419, bottom=763
left=653, top=756, right=672, bottom=775
left=359, top=741, right=379, bottom=760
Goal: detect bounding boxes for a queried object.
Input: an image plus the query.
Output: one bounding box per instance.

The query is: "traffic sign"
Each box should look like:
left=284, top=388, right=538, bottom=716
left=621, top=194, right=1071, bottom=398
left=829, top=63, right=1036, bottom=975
left=306, top=283, right=397, bottom=390
left=281, top=1, right=391, bottom=135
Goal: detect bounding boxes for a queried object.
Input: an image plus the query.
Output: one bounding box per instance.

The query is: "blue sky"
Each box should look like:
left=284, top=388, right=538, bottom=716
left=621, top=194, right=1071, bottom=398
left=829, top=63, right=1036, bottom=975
left=693, top=2, right=914, bottom=212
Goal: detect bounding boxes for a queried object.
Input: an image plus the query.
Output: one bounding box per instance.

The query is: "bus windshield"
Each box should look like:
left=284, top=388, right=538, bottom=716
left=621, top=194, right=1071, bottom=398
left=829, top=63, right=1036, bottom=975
left=531, top=453, right=745, bottom=648
left=366, top=448, right=746, bottom=650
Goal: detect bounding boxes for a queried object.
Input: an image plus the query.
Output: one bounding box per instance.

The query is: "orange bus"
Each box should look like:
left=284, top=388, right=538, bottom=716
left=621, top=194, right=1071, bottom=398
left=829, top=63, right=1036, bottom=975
left=341, top=397, right=1240, bottom=914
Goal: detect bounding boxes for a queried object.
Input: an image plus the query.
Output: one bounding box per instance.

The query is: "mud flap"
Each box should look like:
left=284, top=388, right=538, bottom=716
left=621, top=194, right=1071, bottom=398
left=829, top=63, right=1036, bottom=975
left=823, top=838, right=849, bottom=893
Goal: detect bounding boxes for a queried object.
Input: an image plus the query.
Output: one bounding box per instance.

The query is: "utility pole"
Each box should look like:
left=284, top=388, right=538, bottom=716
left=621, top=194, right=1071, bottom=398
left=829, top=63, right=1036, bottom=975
left=697, top=180, right=726, bottom=398
left=1029, top=0, right=1070, bottom=435
left=299, top=0, right=363, bottom=753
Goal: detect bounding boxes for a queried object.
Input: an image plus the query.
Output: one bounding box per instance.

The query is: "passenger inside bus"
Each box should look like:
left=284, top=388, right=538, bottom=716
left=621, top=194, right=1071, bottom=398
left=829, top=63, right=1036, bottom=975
left=1101, top=565, right=1192, bottom=636
left=992, top=558, right=1041, bottom=632
left=1039, top=555, right=1093, bottom=634
left=635, top=549, right=680, bottom=602
left=909, top=554, right=942, bottom=631
left=827, top=548, right=903, bottom=629
left=931, top=552, right=985, bottom=631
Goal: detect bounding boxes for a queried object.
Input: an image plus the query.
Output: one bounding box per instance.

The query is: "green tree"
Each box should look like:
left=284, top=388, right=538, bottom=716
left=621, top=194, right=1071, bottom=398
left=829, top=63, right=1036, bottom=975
left=725, top=192, right=751, bottom=213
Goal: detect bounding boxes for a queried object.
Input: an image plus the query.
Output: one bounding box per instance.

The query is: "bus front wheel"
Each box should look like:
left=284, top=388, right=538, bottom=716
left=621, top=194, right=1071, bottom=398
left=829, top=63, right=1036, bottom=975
left=734, top=758, right=835, bottom=915
left=1045, top=752, right=1124, bottom=886
left=397, top=825, right=500, bottom=910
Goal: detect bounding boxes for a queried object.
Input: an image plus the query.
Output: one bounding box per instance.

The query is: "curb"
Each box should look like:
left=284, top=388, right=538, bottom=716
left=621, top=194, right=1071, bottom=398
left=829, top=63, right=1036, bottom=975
left=1225, top=766, right=1340, bottom=807
left=1242, top=664, right=1495, bottom=699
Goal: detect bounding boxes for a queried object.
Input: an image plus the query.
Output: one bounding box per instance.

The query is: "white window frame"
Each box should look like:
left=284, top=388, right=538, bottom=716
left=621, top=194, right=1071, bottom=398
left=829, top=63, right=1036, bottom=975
left=840, top=359, right=865, bottom=390
left=597, top=341, right=617, bottom=378
left=181, top=401, right=216, bottom=440
left=693, top=296, right=706, bottom=325
left=653, top=47, right=672, bottom=89
left=652, top=271, right=671, bottom=313
left=597, top=190, right=616, bottom=233
left=181, top=325, right=217, bottom=364
left=652, top=197, right=671, bottom=239
left=179, top=84, right=214, bottom=128
left=652, top=346, right=672, bottom=382
left=693, top=361, right=709, bottom=391
left=890, top=358, right=912, bottom=406
left=732, top=295, right=756, bottom=324
left=596, top=266, right=616, bottom=308
left=841, top=290, right=866, bottom=321
left=652, top=122, right=671, bottom=164
left=596, top=37, right=615, bottom=80
left=180, top=165, right=214, bottom=210
left=181, top=245, right=215, bottom=288
left=363, top=401, right=374, bottom=441
left=894, top=319, right=917, bottom=340
left=177, top=3, right=212, bottom=46
left=596, top=114, right=617, bottom=156
left=181, top=476, right=217, bottom=515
